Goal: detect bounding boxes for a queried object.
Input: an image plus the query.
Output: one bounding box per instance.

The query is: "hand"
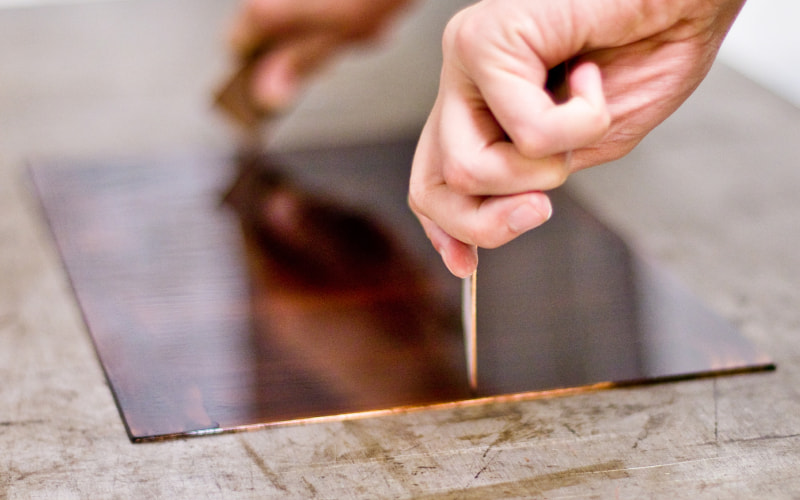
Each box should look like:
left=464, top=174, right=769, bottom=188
left=408, top=0, right=746, bottom=278
left=228, top=0, right=415, bottom=110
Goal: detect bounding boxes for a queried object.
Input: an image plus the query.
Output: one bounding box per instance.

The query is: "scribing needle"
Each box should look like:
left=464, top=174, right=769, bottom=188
left=462, top=268, right=478, bottom=394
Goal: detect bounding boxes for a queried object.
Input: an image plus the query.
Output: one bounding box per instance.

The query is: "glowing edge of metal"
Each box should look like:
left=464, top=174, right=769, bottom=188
left=127, top=363, right=775, bottom=442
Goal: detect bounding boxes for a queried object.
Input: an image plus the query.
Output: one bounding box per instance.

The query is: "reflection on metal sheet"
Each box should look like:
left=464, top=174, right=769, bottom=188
left=30, top=138, right=774, bottom=442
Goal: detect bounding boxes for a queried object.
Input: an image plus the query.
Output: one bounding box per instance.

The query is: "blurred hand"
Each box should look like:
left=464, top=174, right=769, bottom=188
left=408, top=0, right=745, bottom=277
left=229, top=0, right=415, bottom=109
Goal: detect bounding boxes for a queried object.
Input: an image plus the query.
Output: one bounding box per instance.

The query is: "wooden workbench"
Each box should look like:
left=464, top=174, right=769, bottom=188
left=2, top=0, right=799, bottom=497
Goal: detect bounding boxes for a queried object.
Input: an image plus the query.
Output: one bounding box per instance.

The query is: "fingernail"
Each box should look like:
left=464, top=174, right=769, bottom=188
left=441, top=244, right=478, bottom=279
left=507, top=194, right=552, bottom=233
left=254, top=68, right=297, bottom=111
left=438, top=246, right=450, bottom=270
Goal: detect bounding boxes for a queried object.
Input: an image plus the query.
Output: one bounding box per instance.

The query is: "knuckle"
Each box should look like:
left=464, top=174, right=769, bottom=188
left=441, top=158, right=482, bottom=195
left=539, top=165, right=570, bottom=190
left=407, top=179, right=428, bottom=215
left=513, top=132, right=549, bottom=159
left=444, top=8, right=483, bottom=60
left=407, top=185, right=424, bottom=215
left=588, top=107, right=612, bottom=141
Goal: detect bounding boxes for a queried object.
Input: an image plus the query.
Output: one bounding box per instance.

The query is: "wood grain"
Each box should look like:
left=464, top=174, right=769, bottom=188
left=2, top=0, right=800, bottom=496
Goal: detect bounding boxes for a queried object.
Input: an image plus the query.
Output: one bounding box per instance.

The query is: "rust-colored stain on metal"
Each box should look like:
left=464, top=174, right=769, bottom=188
left=29, top=139, right=774, bottom=442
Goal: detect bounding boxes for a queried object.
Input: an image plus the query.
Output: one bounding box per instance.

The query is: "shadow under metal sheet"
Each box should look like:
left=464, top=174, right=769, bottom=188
left=29, top=138, right=774, bottom=442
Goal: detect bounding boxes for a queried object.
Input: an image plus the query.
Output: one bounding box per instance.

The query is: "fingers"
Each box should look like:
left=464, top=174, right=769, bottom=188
left=409, top=173, right=553, bottom=276
left=229, top=0, right=412, bottom=58
left=227, top=0, right=346, bottom=110
left=413, top=185, right=553, bottom=248
left=414, top=213, right=478, bottom=278
left=480, top=62, right=610, bottom=160
left=410, top=59, right=606, bottom=276
left=227, top=0, right=413, bottom=111
left=436, top=62, right=609, bottom=197
left=248, top=33, right=341, bottom=109
left=229, top=0, right=326, bottom=56
left=229, top=0, right=285, bottom=56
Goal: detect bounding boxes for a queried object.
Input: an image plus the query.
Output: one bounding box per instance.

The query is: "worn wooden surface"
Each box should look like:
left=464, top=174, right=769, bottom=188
left=2, top=0, right=800, bottom=498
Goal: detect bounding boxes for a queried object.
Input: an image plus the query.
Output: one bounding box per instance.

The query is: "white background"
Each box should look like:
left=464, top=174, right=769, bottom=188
left=719, top=0, right=800, bottom=107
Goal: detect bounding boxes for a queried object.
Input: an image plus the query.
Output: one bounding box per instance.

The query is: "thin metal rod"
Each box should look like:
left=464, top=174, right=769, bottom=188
left=464, top=270, right=478, bottom=393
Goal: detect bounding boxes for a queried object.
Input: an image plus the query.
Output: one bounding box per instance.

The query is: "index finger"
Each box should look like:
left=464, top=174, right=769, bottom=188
left=477, top=61, right=610, bottom=160
left=228, top=0, right=319, bottom=55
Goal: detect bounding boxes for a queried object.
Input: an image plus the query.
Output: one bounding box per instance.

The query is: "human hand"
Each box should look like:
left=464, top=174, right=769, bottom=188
left=228, top=0, right=415, bottom=110
left=408, top=0, right=746, bottom=278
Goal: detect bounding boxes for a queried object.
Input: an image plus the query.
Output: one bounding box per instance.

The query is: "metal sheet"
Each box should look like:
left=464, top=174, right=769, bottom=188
left=29, top=138, right=774, bottom=442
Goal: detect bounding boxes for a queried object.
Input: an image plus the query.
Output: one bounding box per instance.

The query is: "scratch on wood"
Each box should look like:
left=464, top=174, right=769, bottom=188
left=416, top=460, right=628, bottom=499
left=563, top=423, right=579, bottom=436
left=723, top=432, right=800, bottom=444
left=473, top=455, right=496, bottom=480
left=301, top=476, right=319, bottom=497
left=341, top=420, right=426, bottom=496
left=0, top=419, right=47, bottom=427
left=632, top=412, right=667, bottom=449
left=603, top=456, right=726, bottom=473
left=470, top=414, right=553, bottom=483
left=240, top=439, right=288, bottom=492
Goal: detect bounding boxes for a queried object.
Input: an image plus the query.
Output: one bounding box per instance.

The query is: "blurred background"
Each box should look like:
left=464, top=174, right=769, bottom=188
left=0, top=0, right=796, bottom=160
left=719, top=0, right=800, bottom=107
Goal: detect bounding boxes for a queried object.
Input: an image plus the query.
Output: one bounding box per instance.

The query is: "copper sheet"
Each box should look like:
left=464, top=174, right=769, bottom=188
left=29, top=138, right=774, bottom=442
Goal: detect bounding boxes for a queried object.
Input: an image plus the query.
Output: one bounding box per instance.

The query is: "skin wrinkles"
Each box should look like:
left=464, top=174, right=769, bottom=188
left=408, top=0, right=745, bottom=276
left=226, top=0, right=747, bottom=277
